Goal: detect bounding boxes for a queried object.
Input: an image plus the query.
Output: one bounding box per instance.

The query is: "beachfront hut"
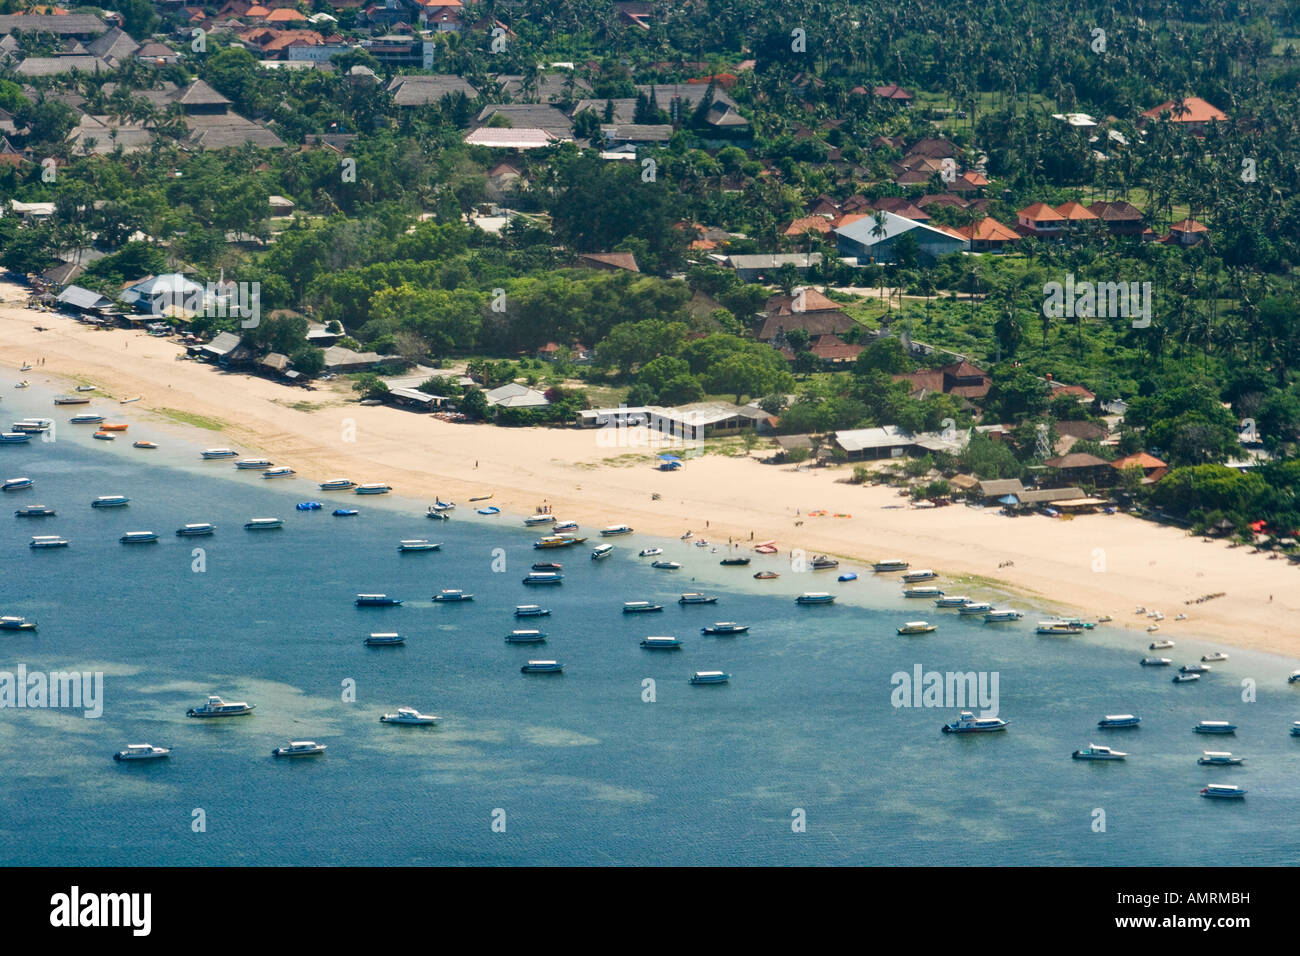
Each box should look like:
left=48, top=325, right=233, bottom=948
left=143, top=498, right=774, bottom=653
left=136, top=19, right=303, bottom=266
left=832, top=425, right=969, bottom=461
left=485, top=383, right=550, bottom=408
left=388, top=386, right=447, bottom=411
left=1042, top=452, right=1114, bottom=486
left=200, top=331, right=242, bottom=363
left=56, top=284, right=114, bottom=316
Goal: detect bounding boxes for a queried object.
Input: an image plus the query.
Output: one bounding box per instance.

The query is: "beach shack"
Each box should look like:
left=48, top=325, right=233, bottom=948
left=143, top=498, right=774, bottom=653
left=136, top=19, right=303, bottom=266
left=388, top=386, right=449, bottom=412
left=833, top=425, right=969, bottom=461
left=55, top=284, right=115, bottom=318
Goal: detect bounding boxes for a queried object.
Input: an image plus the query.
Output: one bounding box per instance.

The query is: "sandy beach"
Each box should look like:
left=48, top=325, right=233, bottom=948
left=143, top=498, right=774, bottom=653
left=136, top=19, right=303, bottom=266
left=2, top=280, right=1297, bottom=660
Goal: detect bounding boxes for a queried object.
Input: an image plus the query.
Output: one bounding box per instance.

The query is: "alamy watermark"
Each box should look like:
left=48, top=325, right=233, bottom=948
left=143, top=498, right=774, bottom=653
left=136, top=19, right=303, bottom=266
left=1043, top=273, right=1152, bottom=328
left=0, top=665, right=103, bottom=717
left=891, top=663, right=999, bottom=716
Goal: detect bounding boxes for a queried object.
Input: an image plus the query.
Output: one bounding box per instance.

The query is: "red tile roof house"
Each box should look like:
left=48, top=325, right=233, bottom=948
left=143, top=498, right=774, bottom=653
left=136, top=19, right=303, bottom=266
left=892, top=361, right=992, bottom=401
left=806, top=333, right=864, bottom=366
left=958, top=216, right=1020, bottom=252
left=1054, top=201, right=1099, bottom=231
left=873, top=84, right=913, bottom=104
left=1139, top=96, right=1228, bottom=135
left=1017, top=202, right=1067, bottom=238
left=758, top=289, right=856, bottom=341
left=1087, top=201, right=1145, bottom=237
left=1163, top=218, right=1209, bottom=246
left=1111, top=452, right=1169, bottom=483
left=868, top=196, right=929, bottom=222
left=783, top=216, right=835, bottom=237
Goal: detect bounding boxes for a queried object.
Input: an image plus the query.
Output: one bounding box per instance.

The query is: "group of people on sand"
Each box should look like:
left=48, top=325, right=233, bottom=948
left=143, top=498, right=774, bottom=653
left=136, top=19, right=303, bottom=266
left=1184, top=592, right=1227, bottom=605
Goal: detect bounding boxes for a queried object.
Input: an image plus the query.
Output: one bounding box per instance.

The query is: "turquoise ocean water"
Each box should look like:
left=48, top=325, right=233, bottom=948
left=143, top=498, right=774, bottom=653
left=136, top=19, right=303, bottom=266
left=1, top=375, right=1298, bottom=865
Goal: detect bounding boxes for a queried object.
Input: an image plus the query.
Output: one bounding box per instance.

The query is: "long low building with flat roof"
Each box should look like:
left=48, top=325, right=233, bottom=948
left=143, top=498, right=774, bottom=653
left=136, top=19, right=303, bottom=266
left=833, top=424, right=970, bottom=460
left=578, top=402, right=767, bottom=438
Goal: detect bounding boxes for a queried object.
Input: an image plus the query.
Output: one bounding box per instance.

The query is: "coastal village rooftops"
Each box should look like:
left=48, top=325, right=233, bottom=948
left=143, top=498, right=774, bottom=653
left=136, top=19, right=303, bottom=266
left=1112, top=452, right=1167, bottom=471
left=959, top=217, right=1020, bottom=243
left=1055, top=201, right=1099, bottom=221
left=576, top=252, right=639, bottom=273
left=1042, top=452, right=1111, bottom=470
left=485, top=382, right=549, bottom=407
left=0, top=14, right=108, bottom=36
left=834, top=424, right=970, bottom=456
left=387, top=74, right=478, bottom=105
left=464, top=128, right=565, bottom=148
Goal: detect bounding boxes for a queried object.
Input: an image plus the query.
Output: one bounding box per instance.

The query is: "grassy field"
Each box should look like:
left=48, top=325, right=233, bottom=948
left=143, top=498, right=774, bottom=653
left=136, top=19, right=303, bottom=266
left=154, top=407, right=226, bottom=431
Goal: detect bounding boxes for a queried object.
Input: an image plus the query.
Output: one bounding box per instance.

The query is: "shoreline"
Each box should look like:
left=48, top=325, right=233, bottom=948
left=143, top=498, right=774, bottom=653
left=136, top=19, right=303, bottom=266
left=2, top=286, right=1298, bottom=662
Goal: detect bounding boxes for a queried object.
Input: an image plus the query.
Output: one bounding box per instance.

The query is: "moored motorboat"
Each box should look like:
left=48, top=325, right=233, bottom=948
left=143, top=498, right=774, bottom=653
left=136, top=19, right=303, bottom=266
left=639, top=547, right=663, bottom=557
left=29, top=535, right=68, bottom=548
left=901, top=568, right=937, bottom=582
left=235, top=458, right=272, bottom=469
left=641, top=636, right=682, bottom=649
left=187, top=695, right=254, bottom=717
left=796, top=592, right=834, bottom=605
left=380, top=707, right=438, bottom=725
left=1149, top=639, right=1175, bottom=650
left=523, top=513, right=555, bottom=526
left=651, top=560, right=681, bottom=570
left=74, top=385, right=96, bottom=392
left=3, top=477, right=34, bottom=491
left=201, top=448, right=238, bottom=459
left=398, top=539, right=440, bottom=552
left=753, top=571, right=779, bottom=579
left=810, top=555, right=839, bottom=571
left=690, top=670, right=729, bottom=684
left=600, top=524, right=634, bottom=536
left=591, top=544, right=614, bottom=560
left=1180, top=663, right=1211, bottom=674
left=92, top=431, right=115, bottom=440
left=1172, top=673, right=1200, bottom=683
left=244, top=518, right=284, bottom=530
left=11, top=419, right=51, bottom=433
left=432, top=589, right=473, bottom=601
left=903, top=585, right=943, bottom=598
left=623, top=601, right=663, bottom=613
left=120, top=396, right=142, bottom=404
left=320, top=479, right=357, bottom=491
left=476, top=505, right=501, bottom=515
left=1140, top=656, right=1172, bottom=666
left=176, top=523, right=214, bottom=536
left=1202, top=652, right=1228, bottom=663
left=521, top=660, right=563, bottom=673
left=113, top=744, right=170, bottom=761
left=132, top=441, right=157, bottom=449
left=534, top=534, right=586, bottom=549
left=0, top=616, right=36, bottom=631
left=506, top=629, right=547, bottom=644
left=935, top=595, right=973, bottom=608
left=719, top=557, right=750, bottom=566
left=272, top=741, right=326, bottom=757
left=1072, top=744, right=1127, bottom=760
left=355, top=483, right=391, bottom=495
left=983, top=609, right=1023, bottom=622
left=333, top=508, right=358, bottom=516
left=1198, top=751, right=1243, bottom=765
left=873, top=559, right=909, bottom=572
left=364, top=633, right=404, bottom=646
left=356, top=594, right=401, bottom=606
left=69, top=414, right=105, bottom=425
left=531, top=562, right=562, bottom=571
left=1195, top=720, right=1236, bottom=734
left=53, top=395, right=90, bottom=405
left=1097, top=714, right=1141, bottom=728
left=941, top=711, right=1008, bottom=733
left=430, top=498, right=455, bottom=512
left=120, top=531, right=159, bottom=543
left=14, top=505, right=55, bottom=516
left=678, top=593, right=717, bottom=605
left=0, top=432, right=31, bottom=443
left=262, top=466, right=295, bottom=479
left=702, top=622, right=749, bottom=635
left=515, top=605, right=550, bottom=617
left=523, top=572, right=563, bottom=585
left=958, top=601, right=994, bottom=615
left=552, top=520, right=578, bottom=532
left=98, top=423, right=127, bottom=432
left=897, top=621, right=937, bottom=635
left=1037, top=621, right=1083, bottom=635
left=91, top=495, right=129, bottom=508
left=1200, top=784, right=1246, bottom=799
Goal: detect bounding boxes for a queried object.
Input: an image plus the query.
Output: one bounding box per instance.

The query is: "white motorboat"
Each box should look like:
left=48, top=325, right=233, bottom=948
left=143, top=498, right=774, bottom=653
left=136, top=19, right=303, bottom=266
left=901, top=569, right=937, bottom=582
left=873, top=560, right=909, bottom=572
left=591, top=544, right=614, bottom=560
left=235, top=458, right=272, bottom=470
left=120, top=531, right=159, bottom=543
left=678, top=593, right=717, bottom=605
left=934, top=595, right=973, bottom=608
left=1201, top=652, right=1228, bottom=663
left=273, top=741, right=326, bottom=757
left=640, top=636, right=683, bottom=649
left=957, top=601, right=994, bottom=615
left=113, top=744, right=170, bottom=761
left=983, top=609, right=1024, bottom=622
left=506, top=629, right=547, bottom=644
left=1072, top=744, right=1127, bottom=760
left=29, top=535, right=68, bottom=548
left=1200, top=785, right=1246, bottom=799
left=320, top=479, right=357, bottom=491
left=690, top=671, right=730, bottom=684
left=639, top=547, right=664, bottom=557
left=380, top=707, right=438, bottom=725
left=897, top=621, right=936, bottom=635
left=244, top=517, right=284, bottom=530
left=903, top=585, right=943, bottom=598
left=1149, top=639, right=1175, bottom=650
left=364, top=633, right=404, bottom=646
left=432, top=589, right=473, bottom=601
left=355, top=483, right=391, bottom=495
left=1198, top=751, right=1243, bottom=766
left=1195, top=720, right=1236, bottom=734
left=176, top=523, right=214, bottom=536
left=399, top=539, right=441, bottom=552
left=91, top=495, right=130, bottom=508
left=1097, top=714, right=1141, bottom=728
left=187, top=695, right=254, bottom=717
left=521, top=660, right=563, bottom=673
left=600, top=524, right=634, bottom=536
left=941, top=711, right=1008, bottom=733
